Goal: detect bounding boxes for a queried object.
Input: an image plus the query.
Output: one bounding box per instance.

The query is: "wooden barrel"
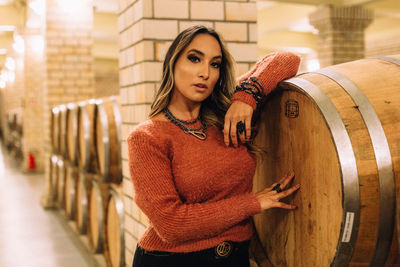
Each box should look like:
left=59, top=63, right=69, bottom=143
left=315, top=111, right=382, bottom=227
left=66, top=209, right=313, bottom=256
left=252, top=55, right=400, bottom=267
left=56, top=158, right=66, bottom=208
left=5, top=113, right=14, bottom=150
left=88, top=177, right=109, bottom=253
left=58, top=105, right=68, bottom=159
left=51, top=107, right=60, bottom=154
left=49, top=154, right=59, bottom=202
left=77, top=99, right=98, bottom=172
left=75, top=171, right=91, bottom=234
left=105, top=184, right=125, bottom=267
left=15, top=109, right=22, bottom=136
left=64, top=163, right=78, bottom=220
left=94, top=96, right=122, bottom=183
left=66, top=103, right=78, bottom=165
left=8, top=112, right=16, bottom=131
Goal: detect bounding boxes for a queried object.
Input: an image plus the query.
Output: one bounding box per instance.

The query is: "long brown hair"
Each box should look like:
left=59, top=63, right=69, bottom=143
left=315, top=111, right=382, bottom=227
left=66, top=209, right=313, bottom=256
left=149, top=25, right=236, bottom=130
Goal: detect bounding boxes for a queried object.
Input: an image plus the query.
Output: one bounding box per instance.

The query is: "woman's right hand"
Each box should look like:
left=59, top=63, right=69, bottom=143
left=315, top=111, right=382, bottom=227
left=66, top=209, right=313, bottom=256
left=255, top=172, right=300, bottom=211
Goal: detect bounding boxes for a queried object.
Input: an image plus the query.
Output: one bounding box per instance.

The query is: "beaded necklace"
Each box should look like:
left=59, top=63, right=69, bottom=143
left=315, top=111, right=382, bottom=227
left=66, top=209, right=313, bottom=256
left=163, top=107, right=207, bottom=140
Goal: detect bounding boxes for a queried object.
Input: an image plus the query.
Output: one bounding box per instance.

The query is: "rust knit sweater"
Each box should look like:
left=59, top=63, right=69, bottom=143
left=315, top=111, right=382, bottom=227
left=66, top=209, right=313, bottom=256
left=127, top=51, right=300, bottom=253
left=128, top=122, right=261, bottom=252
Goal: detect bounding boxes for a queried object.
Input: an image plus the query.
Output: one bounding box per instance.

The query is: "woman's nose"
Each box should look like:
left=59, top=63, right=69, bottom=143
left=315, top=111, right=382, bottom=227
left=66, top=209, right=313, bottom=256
left=198, top=63, right=209, bottom=80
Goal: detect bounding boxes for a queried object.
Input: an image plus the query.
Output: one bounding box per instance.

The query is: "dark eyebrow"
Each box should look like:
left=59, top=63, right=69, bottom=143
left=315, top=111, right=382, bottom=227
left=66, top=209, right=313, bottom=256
left=187, top=49, right=222, bottom=60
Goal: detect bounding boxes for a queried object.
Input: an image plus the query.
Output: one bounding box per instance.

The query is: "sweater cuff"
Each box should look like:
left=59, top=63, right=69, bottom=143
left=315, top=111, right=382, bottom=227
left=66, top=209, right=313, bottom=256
left=231, top=91, right=257, bottom=110
left=247, top=193, right=262, bottom=215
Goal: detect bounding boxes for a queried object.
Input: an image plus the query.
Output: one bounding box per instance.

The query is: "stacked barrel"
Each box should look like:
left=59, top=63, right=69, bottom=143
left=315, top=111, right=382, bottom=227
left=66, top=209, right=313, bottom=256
left=6, top=109, right=23, bottom=160
left=49, top=96, right=124, bottom=267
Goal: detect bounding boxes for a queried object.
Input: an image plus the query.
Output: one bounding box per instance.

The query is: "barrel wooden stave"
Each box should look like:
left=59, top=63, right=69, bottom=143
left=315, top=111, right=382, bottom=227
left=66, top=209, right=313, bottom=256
left=253, top=55, right=400, bottom=267
left=76, top=171, right=91, bottom=234
left=64, top=164, right=78, bottom=220
left=58, top=105, right=68, bottom=158
left=105, top=184, right=125, bottom=267
left=66, top=103, right=78, bottom=164
left=95, top=96, right=122, bottom=183
left=327, top=56, right=400, bottom=266
left=253, top=89, right=343, bottom=267
left=49, top=154, right=59, bottom=202
left=56, top=158, right=66, bottom=208
left=51, top=107, right=60, bottom=154
left=305, top=72, right=381, bottom=266
left=77, top=100, right=98, bottom=172
left=88, top=177, right=109, bottom=253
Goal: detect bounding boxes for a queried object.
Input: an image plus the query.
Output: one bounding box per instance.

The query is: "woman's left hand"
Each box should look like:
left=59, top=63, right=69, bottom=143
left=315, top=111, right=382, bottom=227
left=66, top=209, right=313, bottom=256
left=224, top=101, right=253, bottom=147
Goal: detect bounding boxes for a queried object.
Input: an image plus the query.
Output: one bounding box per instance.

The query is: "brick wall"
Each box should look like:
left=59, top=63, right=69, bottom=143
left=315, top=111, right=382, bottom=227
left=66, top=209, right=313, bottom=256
left=94, top=58, right=120, bottom=97
left=117, top=0, right=257, bottom=265
left=41, top=0, right=95, bottom=207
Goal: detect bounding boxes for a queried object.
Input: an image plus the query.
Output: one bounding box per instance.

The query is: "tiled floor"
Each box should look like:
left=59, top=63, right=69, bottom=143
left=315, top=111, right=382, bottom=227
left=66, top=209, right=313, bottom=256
left=0, top=143, right=92, bottom=267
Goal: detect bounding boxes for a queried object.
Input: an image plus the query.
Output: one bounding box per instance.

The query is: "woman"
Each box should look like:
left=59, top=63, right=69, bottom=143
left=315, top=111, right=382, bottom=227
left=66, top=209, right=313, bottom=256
left=127, top=25, right=301, bottom=267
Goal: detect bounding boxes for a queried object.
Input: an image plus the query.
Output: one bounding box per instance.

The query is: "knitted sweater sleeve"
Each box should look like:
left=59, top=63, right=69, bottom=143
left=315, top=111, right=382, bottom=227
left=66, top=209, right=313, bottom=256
left=127, top=129, right=262, bottom=244
left=232, top=51, right=301, bottom=110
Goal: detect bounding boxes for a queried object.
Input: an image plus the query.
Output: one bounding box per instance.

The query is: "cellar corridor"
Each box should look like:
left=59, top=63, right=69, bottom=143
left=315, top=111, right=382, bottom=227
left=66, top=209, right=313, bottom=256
left=0, top=142, right=92, bottom=267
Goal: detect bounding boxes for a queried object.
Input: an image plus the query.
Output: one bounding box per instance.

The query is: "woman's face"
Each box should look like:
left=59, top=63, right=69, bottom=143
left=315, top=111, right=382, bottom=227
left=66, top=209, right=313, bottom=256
left=172, top=33, right=222, bottom=105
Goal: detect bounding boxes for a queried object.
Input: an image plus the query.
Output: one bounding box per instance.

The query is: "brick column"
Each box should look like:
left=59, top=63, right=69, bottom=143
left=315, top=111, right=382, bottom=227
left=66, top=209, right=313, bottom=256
left=118, top=0, right=257, bottom=264
left=23, top=28, right=46, bottom=172
left=309, top=5, right=373, bottom=67
left=1, top=48, right=24, bottom=150
left=41, top=0, right=95, bottom=207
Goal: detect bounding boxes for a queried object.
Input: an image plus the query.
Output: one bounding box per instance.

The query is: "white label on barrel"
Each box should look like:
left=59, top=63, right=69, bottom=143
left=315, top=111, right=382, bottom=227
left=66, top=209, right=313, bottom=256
left=341, top=212, right=355, bottom=243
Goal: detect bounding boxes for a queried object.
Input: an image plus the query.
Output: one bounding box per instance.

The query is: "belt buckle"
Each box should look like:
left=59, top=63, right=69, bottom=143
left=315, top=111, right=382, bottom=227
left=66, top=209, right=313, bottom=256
left=215, top=241, right=232, bottom=258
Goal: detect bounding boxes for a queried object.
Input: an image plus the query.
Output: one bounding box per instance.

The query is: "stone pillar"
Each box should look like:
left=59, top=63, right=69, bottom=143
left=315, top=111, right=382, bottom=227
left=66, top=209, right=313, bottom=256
left=309, top=5, right=373, bottom=67
left=118, top=0, right=257, bottom=264
left=41, top=0, right=95, bottom=207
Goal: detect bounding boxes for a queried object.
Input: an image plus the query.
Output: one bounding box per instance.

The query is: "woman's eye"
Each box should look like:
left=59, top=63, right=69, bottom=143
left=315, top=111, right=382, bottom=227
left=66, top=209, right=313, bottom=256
left=211, top=62, right=221, bottom=69
left=188, top=55, right=200, bottom=63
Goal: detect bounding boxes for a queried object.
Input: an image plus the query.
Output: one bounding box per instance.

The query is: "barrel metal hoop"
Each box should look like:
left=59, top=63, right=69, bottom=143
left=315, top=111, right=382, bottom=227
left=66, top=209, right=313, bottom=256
left=56, top=158, right=66, bottom=208
left=66, top=165, right=77, bottom=220
left=96, top=100, right=110, bottom=181
left=50, top=154, right=59, bottom=201
left=67, top=104, right=78, bottom=165
left=281, top=77, right=360, bottom=267
left=315, top=68, right=395, bottom=267
left=111, top=97, right=123, bottom=183
left=72, top=108, right=78, bottom=164
left=108, top=187, right=125, bottom=267
left=51, top=107, right=60, bottom=154
left=77, top=171, right=88, bottom=234
left=375, top=56, right=400, bottom=66
left=80, top=104, right=91, bottom=172
left=91, top=179, right=104, bottom=253
left=59, top=105, right=67, bottom=158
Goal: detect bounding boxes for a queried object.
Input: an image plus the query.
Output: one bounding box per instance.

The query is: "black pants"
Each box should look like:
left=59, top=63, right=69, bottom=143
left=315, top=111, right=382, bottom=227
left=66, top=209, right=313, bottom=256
left=132, top=241, right=250, bottom=267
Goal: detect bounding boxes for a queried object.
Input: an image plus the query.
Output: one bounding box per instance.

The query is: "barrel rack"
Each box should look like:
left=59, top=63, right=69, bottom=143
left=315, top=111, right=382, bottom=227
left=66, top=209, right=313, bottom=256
left=49, top=96, right=125, bottom=267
